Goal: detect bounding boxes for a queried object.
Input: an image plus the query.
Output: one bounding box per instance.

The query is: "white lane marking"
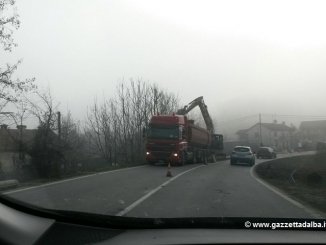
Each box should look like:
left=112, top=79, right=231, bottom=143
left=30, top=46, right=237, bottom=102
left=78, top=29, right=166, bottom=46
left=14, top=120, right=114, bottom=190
left=116, top=165, right=206, bottom=216
left=3, top=165, right=148, bottom=194
left=250, top=160, right=325, bottom=219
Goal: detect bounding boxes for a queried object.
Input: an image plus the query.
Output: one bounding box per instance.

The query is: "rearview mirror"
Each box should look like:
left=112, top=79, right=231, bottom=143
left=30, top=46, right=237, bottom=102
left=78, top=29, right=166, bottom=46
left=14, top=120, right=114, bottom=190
left=182, top=129, right=186, bottom=139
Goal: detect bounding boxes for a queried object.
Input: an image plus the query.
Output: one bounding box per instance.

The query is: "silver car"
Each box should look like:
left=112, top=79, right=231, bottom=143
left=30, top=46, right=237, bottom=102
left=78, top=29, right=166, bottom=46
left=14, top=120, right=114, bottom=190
left=230, top=146, right=255, bottom=166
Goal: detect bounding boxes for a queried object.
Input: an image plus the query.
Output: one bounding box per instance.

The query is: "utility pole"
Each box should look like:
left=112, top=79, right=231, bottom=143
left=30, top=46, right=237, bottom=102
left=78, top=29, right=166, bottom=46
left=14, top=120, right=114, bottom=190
left=259, top=113, right=263, bottom=147
left=57, top=111, right=61, bottom=146
left=19, top=111, right=23, bottom=162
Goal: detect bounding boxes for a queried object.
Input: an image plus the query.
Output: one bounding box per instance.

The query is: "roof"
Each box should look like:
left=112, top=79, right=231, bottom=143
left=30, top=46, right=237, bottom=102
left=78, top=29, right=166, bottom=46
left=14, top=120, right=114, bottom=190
left=299, top=120, right=326, bottom=130
left=235, top=129, right=247, bottom=135
left=0, top=128, right=58, bottom=151
left=0, top=129, right=35, bottom=150
left=247, top=123, right=294, bottom=132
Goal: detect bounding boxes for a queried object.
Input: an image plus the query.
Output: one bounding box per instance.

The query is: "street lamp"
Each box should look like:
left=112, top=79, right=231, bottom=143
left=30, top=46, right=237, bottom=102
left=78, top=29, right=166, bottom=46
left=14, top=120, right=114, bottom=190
left=259, top=113, right=263, bottom=147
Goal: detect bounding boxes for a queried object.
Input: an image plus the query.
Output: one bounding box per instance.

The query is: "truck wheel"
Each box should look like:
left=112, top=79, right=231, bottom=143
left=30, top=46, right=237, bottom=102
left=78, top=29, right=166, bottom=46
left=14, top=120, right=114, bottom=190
left=199, top=151, right=204, bottom=163
left=180, top=151, right=186, bottom=166
left=192, top=150, right=197, bottom=164
left=197, top=151, right=201, bottom=163
left=204, top=151, right=209, bottom=164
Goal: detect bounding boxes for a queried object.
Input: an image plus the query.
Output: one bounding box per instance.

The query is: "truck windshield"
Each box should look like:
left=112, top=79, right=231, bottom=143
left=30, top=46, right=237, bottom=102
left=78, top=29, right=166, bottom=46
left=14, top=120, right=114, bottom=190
left=147, top=126, right=179, bottom=139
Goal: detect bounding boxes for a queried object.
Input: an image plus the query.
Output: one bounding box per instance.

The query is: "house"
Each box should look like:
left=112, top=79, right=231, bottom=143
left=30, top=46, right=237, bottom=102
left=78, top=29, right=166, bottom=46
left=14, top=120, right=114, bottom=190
left=235, top=129, right=248, bottom=141
left=0, top=124, right=58, bottom=173
left=235, top=122, right=295, bottom=151
left=299, top=120, right=326, bottom=142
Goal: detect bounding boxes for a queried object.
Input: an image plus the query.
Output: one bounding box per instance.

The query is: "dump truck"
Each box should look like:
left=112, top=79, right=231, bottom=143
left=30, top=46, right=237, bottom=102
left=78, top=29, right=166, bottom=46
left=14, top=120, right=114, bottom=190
left=144, top=96, right=225, bottom=165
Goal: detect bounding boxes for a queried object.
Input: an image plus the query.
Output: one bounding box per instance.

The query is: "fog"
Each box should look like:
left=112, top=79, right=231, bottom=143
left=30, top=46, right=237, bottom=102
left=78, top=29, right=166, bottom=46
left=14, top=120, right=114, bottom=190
left=2, top=0, right=326, bottom=139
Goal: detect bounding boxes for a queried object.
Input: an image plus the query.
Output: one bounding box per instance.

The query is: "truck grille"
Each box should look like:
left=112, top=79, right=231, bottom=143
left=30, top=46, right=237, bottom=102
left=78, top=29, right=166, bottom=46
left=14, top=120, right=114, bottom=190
left=152, top=151, right=171, bottom=158
left=149, top=143, right=175, bottom=150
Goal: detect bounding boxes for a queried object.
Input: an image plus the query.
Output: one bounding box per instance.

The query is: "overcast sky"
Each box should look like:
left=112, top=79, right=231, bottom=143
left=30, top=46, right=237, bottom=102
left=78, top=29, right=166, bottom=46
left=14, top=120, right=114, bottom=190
left=2, top=0, right=326, bottom=138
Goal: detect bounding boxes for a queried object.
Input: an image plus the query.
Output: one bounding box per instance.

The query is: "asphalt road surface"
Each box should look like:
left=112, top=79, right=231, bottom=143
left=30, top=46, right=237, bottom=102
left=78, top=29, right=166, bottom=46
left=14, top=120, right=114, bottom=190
left=3, top=151, right=322, bottom=219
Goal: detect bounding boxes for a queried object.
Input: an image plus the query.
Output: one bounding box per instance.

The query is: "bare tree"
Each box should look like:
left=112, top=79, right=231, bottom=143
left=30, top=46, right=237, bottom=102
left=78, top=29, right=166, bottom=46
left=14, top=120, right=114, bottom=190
left=11, top=99, right=32, bottom=170
left=84, top=79, right=181, bottom=165
left=0, top=0, right=36, bottom=109
left=0, top=0, right=20, bottom=51
left=60, top=111, right=86, bottom=173
left=85, top=97, right=114, bottom=165
left=27, top=88, right=62, bottom=178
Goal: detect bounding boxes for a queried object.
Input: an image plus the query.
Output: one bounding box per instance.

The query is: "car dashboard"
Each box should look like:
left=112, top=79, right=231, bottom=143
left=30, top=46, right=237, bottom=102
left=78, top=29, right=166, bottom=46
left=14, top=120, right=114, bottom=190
left=1, top=196, right=326, bottom=245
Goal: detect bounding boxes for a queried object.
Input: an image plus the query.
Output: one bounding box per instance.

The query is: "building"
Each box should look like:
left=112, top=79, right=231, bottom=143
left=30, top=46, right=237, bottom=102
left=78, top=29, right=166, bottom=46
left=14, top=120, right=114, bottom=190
left=299, top=120, right=326, bottom=142
left=0, top=124, right=58, bottom=173
left=235, top=129, right=248, bottom=141
left=236, top=122, right=295, bottom=151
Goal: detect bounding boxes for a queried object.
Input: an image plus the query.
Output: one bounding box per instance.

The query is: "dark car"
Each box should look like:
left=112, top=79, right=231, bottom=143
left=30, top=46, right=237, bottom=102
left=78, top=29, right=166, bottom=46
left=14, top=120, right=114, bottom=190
left=256, top=147, right=277, bottom=159
left=230, top=146, right=255, bottom=166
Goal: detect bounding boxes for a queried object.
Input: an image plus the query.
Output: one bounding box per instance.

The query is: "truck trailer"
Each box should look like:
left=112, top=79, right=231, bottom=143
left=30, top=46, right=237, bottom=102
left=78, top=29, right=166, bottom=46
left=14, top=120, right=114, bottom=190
left=144, top=97, right=225, bottom=165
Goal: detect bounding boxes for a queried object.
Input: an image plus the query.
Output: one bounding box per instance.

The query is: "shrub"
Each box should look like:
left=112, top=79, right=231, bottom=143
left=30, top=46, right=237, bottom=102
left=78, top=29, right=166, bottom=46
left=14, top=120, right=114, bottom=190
left=305, top=172, right=323, bottom=186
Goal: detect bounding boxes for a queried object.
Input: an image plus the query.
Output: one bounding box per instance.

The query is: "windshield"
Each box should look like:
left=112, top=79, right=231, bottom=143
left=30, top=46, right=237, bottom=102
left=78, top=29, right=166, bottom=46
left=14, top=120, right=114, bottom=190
left=147, top=126, right=179, bottom=139
left=1, top=0, right=326, bottom=230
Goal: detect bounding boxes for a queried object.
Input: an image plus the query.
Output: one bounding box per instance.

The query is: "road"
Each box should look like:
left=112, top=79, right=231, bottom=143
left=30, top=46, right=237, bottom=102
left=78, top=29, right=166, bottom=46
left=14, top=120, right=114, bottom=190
left=2, top=151, right=322, bottom=219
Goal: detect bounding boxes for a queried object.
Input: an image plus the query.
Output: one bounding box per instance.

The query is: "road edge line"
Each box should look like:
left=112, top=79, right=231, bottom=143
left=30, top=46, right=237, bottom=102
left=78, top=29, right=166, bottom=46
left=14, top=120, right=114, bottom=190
left=3, top=165, right=148, bottom=194
left=250, top=160, right=325, bottom=219
left=116, top=165, right=205, bottom=216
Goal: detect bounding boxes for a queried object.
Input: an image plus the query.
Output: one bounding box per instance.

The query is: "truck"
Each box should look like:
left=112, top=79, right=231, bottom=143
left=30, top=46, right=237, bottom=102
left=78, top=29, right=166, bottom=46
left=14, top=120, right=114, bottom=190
left=144, top=96, right=225, bottom=165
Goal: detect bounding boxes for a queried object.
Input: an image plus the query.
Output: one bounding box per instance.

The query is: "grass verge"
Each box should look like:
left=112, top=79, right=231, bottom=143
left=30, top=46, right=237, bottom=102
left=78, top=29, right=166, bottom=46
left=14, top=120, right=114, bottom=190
left=255, top=153, right=326, bottom=215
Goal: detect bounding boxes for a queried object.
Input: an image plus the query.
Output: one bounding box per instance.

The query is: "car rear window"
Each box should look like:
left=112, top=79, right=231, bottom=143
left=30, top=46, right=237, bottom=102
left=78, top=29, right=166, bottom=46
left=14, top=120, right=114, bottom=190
left=234, top=147, right=250, bottom=152
left=259, top=148, right=269, bottom=151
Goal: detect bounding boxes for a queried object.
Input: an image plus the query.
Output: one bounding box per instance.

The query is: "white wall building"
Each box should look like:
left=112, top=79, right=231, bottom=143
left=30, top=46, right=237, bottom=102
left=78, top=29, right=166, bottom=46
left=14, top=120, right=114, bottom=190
left=237, top=123, right=295, bottom=151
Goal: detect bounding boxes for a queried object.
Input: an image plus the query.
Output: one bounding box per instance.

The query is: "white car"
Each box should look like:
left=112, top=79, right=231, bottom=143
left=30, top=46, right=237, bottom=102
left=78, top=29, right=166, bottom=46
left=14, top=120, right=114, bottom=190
left=230, top=146, right=255, bottom=166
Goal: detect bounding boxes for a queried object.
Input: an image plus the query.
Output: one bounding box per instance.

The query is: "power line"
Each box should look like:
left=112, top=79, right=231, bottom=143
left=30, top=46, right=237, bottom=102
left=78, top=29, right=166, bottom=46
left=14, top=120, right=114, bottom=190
left=262, top=114, right=326, bottom=119
left=216, top=113, right=326, bottom=126
left=216, top=114, right=258, bottom=125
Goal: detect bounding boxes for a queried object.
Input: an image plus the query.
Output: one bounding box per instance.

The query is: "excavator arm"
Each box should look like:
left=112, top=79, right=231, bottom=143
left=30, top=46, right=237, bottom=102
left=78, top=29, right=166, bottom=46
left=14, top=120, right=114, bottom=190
left=177, top=96, right=215, bottom=133
left=177, top=96, right=225, bottom=160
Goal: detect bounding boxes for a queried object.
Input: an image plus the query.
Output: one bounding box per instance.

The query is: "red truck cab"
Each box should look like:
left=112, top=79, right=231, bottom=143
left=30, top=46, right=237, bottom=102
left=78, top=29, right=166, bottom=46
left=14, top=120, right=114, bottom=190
left=145, top=113, right=187, bottom=165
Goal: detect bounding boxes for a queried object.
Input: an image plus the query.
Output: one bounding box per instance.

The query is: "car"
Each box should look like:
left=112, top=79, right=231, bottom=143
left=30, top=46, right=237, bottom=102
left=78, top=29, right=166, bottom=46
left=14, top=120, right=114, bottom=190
left=256, top=147, right=277, bottom=159
left=230, top=146, right=255, bottom=166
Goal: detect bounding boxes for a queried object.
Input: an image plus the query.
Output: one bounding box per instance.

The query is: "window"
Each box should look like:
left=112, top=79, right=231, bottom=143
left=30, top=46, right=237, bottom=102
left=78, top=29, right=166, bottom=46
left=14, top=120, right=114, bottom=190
left=255, top=132, right=259, bottom=138
left=234, top=147, right=250, bottom=152
left=274, top=132, right=277, bottom=137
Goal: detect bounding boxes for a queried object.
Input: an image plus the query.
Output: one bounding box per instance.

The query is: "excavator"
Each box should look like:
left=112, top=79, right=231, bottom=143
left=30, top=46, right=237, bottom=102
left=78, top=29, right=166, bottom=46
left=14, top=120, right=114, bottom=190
left=177, top=96, right=226, bottom=162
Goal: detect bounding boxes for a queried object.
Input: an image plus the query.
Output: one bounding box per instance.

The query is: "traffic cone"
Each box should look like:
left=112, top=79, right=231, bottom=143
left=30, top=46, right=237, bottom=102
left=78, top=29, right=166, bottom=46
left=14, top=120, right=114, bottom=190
left=166, top=163, right=172, bottom=177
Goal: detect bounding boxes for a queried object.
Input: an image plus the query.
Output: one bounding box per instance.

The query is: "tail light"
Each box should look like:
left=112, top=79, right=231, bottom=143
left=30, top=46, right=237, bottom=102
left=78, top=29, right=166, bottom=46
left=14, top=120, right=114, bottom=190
left=247, top=152, right=253, bottom=155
